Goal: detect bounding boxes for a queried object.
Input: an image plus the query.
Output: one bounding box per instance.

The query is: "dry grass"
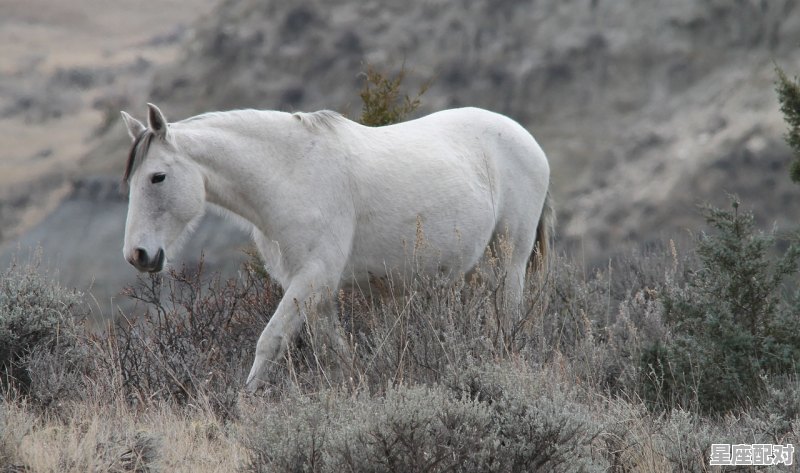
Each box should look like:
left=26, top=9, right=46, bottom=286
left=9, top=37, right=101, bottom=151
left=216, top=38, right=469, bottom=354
left=2, top=395, right=246, bottom=472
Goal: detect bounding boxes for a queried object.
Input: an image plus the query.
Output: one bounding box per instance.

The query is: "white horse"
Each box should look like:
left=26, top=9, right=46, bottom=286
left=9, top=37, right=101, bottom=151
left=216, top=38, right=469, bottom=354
left=120, top=103, right=553, bottom=391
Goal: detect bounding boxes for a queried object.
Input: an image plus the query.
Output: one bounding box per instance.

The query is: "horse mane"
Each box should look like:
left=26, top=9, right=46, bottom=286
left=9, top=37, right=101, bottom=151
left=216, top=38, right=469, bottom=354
left=121, top=109, right=344, bottom=191
left=179, top=109, right=346, bottom=131
left=292, top=110, right=346, bottom=130
left=122, top=129, right=155, bottom=188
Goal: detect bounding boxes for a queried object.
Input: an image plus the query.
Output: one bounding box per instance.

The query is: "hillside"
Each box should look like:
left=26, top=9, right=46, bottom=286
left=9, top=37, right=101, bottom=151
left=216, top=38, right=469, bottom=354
left=2, top=0, right=800, bottom=313
left=140, top=0, right=800, bottom=259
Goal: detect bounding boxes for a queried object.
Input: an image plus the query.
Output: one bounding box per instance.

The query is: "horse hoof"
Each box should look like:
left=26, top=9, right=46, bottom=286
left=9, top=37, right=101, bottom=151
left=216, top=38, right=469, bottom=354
left=245, top=376, right=266, bottom=394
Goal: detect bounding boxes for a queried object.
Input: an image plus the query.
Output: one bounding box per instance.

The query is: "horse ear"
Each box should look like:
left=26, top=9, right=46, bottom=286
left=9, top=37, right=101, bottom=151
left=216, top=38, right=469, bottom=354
left=120, top=111, right=146, bottom=141
left=146, top=103, right=169, bottom=138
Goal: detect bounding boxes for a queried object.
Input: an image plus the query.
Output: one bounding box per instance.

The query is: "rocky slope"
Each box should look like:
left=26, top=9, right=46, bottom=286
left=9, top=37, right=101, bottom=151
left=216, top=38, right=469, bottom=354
left=123, top=0, right=800, bottom=257
left=4, top=0, right=800, bottom=315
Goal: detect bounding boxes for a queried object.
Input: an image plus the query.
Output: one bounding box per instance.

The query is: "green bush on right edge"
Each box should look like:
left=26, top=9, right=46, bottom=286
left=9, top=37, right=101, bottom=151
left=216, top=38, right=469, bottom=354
left=639, top=198, right=800, bottom=415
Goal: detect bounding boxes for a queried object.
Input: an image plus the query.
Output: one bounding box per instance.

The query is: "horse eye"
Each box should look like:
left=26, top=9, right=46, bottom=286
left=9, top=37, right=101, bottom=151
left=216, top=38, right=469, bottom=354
left=151, top=173, right=166, bottom=184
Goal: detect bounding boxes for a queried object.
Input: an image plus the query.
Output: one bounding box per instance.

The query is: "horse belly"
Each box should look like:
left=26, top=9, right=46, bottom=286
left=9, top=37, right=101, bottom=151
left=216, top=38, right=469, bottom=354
left=347, top=176, right=496, bottom=285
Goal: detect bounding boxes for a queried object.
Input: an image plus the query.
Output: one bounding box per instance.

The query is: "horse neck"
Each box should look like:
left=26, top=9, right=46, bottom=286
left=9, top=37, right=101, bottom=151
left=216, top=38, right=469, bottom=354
left=174, top=113, right=297, bottom=230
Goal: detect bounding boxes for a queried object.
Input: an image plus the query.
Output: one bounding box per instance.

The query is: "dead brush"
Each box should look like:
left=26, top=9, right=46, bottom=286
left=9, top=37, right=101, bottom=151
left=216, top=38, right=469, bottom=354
left=276, top=233, right=554, bottom=398
left=92, top=254, right=280, bottom=418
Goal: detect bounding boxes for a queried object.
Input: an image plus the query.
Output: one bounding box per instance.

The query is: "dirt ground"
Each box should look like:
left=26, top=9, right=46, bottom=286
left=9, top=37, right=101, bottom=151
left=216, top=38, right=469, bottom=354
left=0, top=0, right=216, bottom=238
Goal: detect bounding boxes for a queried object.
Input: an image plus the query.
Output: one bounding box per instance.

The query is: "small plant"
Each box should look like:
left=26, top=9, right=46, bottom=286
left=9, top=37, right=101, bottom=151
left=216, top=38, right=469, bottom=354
left=775, top=65, right=800, bottom=183
left=640, top=198, right=800, bottom=414
left=358, top=63, right=431, bottom=126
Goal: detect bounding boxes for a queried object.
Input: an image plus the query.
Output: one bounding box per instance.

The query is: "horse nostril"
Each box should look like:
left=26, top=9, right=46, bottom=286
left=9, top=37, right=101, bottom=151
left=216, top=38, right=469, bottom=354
left=134, top=248, right=149, bottom=267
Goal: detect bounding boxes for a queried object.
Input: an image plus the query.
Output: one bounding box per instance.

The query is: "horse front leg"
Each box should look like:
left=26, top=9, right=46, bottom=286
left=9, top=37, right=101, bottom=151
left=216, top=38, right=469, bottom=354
left=245, top=267, right=346, bottom=393
left=245, top=290, right=304, bottom=392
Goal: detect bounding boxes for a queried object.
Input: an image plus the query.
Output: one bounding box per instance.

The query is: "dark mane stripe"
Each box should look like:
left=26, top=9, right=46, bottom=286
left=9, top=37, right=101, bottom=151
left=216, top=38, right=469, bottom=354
left=122, top=129, right=154, bottom=187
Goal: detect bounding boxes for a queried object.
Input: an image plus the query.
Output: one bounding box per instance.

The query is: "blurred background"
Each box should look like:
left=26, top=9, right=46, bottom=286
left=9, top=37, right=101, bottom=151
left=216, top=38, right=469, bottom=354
left=1, top=0, right=799, bottom=318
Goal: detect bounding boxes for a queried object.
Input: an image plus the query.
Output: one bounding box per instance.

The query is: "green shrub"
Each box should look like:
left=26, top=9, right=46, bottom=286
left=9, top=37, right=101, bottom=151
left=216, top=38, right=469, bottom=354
left=0, top=254, right=87, bottom=407
left=640, top=199, right=800, bottom=414
left=775, top=65, right=800, bottom=183
left=358, top=63, right=430, bottom=127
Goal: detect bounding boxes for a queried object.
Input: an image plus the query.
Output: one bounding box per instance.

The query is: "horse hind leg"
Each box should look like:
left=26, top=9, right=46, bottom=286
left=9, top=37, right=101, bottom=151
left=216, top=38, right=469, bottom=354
left=487, top=227, right=536, bottom=315
left=462, top=232, right=525, bottom=317
left=302, top=289, right=354, bottom=382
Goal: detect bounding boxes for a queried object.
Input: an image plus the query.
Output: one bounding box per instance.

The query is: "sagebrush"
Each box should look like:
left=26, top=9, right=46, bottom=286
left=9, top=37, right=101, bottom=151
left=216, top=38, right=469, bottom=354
left=0, top=253, right=89, bottom=409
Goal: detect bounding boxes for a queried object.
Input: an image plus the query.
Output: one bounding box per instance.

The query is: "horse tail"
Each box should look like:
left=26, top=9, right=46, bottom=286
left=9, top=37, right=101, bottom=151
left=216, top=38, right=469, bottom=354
left=531, top=188, right=555, bottom=272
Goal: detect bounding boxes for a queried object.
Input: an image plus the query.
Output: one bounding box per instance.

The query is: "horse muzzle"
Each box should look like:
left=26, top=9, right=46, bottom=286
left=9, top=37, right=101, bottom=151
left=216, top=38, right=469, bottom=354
left=128, top=247, right=166, bottom=273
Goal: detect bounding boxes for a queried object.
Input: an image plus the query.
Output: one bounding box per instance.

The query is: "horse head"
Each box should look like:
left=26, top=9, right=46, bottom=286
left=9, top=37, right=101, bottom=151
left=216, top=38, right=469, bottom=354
left=120, top=103, right=205, bottom=273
